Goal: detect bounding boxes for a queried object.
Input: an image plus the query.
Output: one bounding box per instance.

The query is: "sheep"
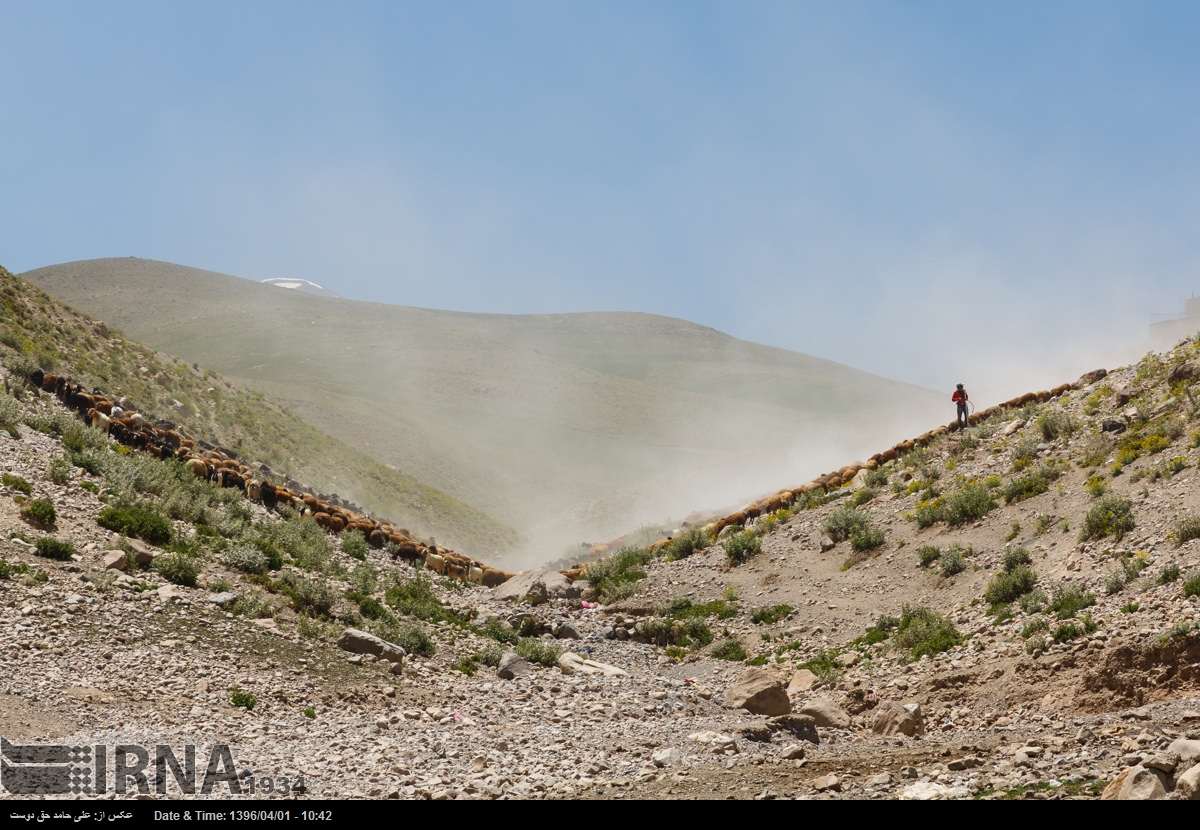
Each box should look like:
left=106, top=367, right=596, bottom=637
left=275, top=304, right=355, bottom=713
left=467, top=566, right=483, bottom=585
left=87, top=408, right=111, bottom=434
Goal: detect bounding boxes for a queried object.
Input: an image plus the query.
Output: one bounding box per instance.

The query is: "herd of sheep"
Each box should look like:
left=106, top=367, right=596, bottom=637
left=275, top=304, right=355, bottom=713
left=23, top=367, right=516, bottom=587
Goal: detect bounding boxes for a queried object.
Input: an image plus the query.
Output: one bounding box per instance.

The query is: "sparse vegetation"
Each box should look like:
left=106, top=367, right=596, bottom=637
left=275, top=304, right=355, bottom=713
left=1047, top=582, right=1096, bottom=620
left=96, top=505, right=172, bottom=545
left=230, top=687, right=257, bottom=710
left=664, top=527, right=710, bottom=561
left=916, top=545, right=941, bottom=567
left=985, top=566, right=1038, bottom=606
left=20, top=498, right=55, bottom=528
left=1183, top=571, right=1200, bottom=599
left=1003, top=472, right=1049, bottom=504
left=153, top=552, right=200, bottom=587
left=892, top=604, right=961, bottom=660
left=2, top=473, right=31, bottom=495
left=584, top=545, right=654, bottom=604
left=724, top=530, right=761, bottom=565
left=338, top=529, right=369, bottom=561
left=34, top=536, right=75, bottom=561
left=939, top=546, right=968, bottom=577
left=1172, top=514, right=1200, bottom=546
left=750, top=604, right=793, bottom=625
left=710, top=637, right=747, bottom=662
left=1080, top=496, right=1135, bottom=542
left=822, top=507, right=870, bottom=542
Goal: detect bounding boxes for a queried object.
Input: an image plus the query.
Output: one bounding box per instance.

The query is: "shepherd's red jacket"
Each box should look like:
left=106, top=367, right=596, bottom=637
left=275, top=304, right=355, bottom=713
left=952, top=389, right=968, bottom=404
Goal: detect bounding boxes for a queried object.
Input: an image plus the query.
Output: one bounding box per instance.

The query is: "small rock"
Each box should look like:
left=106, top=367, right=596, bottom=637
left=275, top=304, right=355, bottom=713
left=767, top=714, right=819, bottom=744
left=557, top=622, right=582, bottom=640
left=868, top=773, right=892, bottom=787
left=819, top=537, right=836, bottom=553
left=781, top=745, right=806, bottom=760
left=812, top=774, right=840, bottom=792
left=126, top=539, right=157, bottom=565
left=651, top=748, right=681, bottom=768
left=497, top=653, right=531, bottom=680
left=101, top=551, right=126, bottom=571
left=336, top=628, right=406, bottom=664
left=207, top=592, right=239, bottom=606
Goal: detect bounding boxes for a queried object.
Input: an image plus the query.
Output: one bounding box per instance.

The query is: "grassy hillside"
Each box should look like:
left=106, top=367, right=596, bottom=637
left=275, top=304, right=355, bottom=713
left=0, top=264, right=516, bottom=558
left=24, top=258, right=946, bottom=561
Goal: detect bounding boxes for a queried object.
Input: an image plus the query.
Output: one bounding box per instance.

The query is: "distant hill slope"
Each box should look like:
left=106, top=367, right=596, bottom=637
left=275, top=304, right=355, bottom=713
left=0, top=264, right=515, bottom=558
left=25, top=257, right=946, bottom=563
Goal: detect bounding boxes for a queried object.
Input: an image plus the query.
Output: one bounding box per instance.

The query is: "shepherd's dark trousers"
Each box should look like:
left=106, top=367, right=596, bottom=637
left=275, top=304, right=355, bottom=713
left=957, top=403, right=968, bottom=429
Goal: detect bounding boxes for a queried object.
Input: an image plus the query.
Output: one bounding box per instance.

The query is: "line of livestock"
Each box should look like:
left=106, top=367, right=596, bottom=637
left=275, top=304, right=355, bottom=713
left=572, top=374, right=1100, bottom=569
left=23, top=367, right=517, bottom=587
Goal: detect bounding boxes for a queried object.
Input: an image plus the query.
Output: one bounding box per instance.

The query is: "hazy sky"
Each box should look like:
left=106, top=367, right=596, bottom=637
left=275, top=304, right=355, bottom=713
left=3, top=1, right=1200, bottom=397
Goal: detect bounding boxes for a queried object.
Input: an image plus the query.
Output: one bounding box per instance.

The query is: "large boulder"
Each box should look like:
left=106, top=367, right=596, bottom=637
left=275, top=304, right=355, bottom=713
left=1101, top=765, right=1168, bottom=800
left=726, top=668, right=790, bottom=717
left=1176, top=764, right=1200, bottom=800
left=497, top=652, right=532, bottom=680
left=1074, top=368, right=1108, bottom=389
left=787, top=670, right=819, bottom=696
left=558, top=652, right=627, bottom=677
left=767, top=714, right=820, bottom=745
left=492, top=568, right=580, bottom=604
left=337, top=628, right=406, bottom=664
left=871, top=701, right=925, bottom=737
left=798, top=697, right=851, bottom=729
left=1166, top=738, right=1200, bottom=775
left=1168, top=361, right=1200, bottom=385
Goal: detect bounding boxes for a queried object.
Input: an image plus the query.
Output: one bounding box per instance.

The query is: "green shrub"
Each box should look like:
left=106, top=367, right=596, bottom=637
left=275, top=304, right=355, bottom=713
left=849, top=487, right=877, bottom=507
left=911, top=501, right=943, bottom=529
left=750, top=604, right=794, bottom=625
left=1003, top=472, right=1048, bottom=504
left=939, top=547, right=968, bottom=577
left=222, top=544, right=269, bottom=575
left=230, top=687, right=256, bottom=710
left=356, top=596, right=389, bottom=621
left=710, top=637, right=746, bottom=661
left=892, top=605, right=961, bottom=660
left=452, top=656, right=480, bottom=676
left=21, top=499, right=55, bottom=528
left=34, top=536, right=75, bottom=561
left=230, top=590, right=279, bottom=619
left=1002, top=547, right=1032, bottom=572
left=2, top=473, right=31, bottom=495
left=984, top=566, right=1038, bottom=605
left=1020, top=618, right=1048, bottom=639
left=96, top=505, right=172, bottom=545
left=1018, top=588, right=1048, bottom=614
left=1047, top=582, right=1095, bottom=619
left=850, top=526, right=885, bottom=553
left=302, top=708, right=316, bottom=719
left=339, top=529, right=369, bottom=561
left=153, top=553, right=200, bottom=587
left=942, top=483, right=997, bottom=526
left=799, top=649, right=842, bottom=683
left=515, top=637, right=561, bottom=667
left=865, top=469, right=889, bottom=488
left=47, top=457, right=71, bottom=485
left=1052, top=614, right=1097, bottom=644
left=0, top=558, right=9, bottom=579
left=822, top=507, right=870, bottom=542
left=857, top=615, right=900, bottom=646
left=1160, top=562, right=1182, bottom=584
left=916, top=545, right=941, bottom=567
left=1183, top=571, right=1200, bottom=599
left=724, top=531, right=761, bottom=565
left=392, top=623, right=435, bottom=657
left=664, top=527, right=710, bottom=561
left=279, top=571, right=337, bottom=617
left=1037, top=411, right=1073, bottom=441
left=1080, top=496, right=1135, bottom=541
left=480, top=618, right=519, bottom=645
left=585, top=545, right=655, bottom=604
left=1084, top=476, right=1107, bottom=498
left=1172, top=515, right=1200, bottom=546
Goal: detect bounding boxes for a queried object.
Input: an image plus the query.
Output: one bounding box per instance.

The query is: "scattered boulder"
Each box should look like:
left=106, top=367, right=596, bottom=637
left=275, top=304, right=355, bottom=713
left=207, top=592, right=239, bottom=606
left=497, top=652, right=532, bottom=680
left=1176, top=764, right=1200, bottom=800
left=737, top=722, right=772, bottom=743
left=1103, top=764, right=1168, bottom=800
left=556, top=621, right=582, bottom=640
left=1000, top=419, right=1026, bottom=436
left=812, top=774, right=840, bottom=792
left=101, top=551, right=126, bottom=571
left=126, top=539, right=157, bottom=566
left=871, top=701, right=925, bottom=737
left=1168, top=361, right=1200, bottom=385
left=1074, top=368, right=1108, bottom=388
left=782, top=745, right=806, bottom=760
left=787, top=670, right=819, bottom=696
left=798, top=697, right=851, bottom=729
left=1114, top=385, right=1144, bottom=406
left=492, top=568, right=580, bottom=604
left=1166, top=738, right=1200, bottom=775
left=1101, top=418, right=1127, bottom=434
left=557, top=652, right=627, bottom=677
left=651, top=748, right=681, bottom=768
left=768, top=714, right=819, bottom=744
left=819, top=537, right=835, bottom=553
left=726, top=668, right=791, bottom=717
left=336, top=628, right=406, bottom=664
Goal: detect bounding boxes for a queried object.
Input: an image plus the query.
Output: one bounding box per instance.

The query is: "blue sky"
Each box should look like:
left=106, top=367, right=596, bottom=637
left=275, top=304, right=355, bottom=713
left=3, top=1, right=1200, bottom=396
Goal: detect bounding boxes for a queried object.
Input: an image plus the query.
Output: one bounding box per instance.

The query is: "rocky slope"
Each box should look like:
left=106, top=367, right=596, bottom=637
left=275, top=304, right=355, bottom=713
left=3, top=330, right=1200, bottom=800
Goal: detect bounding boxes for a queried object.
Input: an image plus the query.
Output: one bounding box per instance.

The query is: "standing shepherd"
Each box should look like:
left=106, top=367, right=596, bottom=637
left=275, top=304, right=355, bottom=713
left=953, top=383, right=969, bottom=430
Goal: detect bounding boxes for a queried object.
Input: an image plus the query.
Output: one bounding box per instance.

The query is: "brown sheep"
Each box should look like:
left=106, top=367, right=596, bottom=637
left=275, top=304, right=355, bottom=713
left=313, top=512, right=332, bottom=529
left=369, top=529, right=386, bottom=548
left=41, top=374, right=59, bottom=393
left=186, top=458, right=209, bottom=480
left=725, top=511, right=747, bottom=527
left=424, top=552, right=447, bottom=574
left=878, top=448, right=898, bottom=463
left=482, top=567, right=512, bottom=587
left=1035, top=389, right=1051, bottom=402
left=329, top=515, right=346, bottom=533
